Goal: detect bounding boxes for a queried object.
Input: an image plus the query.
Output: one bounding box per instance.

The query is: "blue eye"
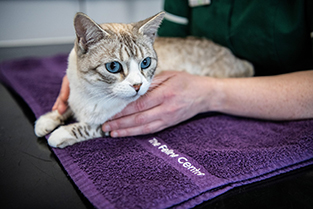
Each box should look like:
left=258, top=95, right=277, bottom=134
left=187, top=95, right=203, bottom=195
left=105, top=61, right=122, bottom=73
left=141, top=57, right=151, bottom=70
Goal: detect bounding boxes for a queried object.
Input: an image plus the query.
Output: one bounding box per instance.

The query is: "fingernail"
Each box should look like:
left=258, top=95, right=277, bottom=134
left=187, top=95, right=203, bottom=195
left=102, top=125, right=111, bottom=132
left=111, top=131, right=118, bottom=138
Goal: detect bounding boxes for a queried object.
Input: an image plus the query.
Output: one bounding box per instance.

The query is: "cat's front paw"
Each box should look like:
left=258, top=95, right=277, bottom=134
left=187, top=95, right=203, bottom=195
left=35, top=111, right=62, bottom=137
left=48, top=126, right=77, bottom=148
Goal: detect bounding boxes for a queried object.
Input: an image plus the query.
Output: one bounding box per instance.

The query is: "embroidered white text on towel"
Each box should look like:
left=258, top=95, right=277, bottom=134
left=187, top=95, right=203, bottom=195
left=149, top=138, right=205, bottom=176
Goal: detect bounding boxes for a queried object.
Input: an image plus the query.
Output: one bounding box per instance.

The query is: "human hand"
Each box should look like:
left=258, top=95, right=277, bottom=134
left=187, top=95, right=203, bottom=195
left=102, top=71, right=213, bottom=137
left=52, top=75, right=70, bottom=114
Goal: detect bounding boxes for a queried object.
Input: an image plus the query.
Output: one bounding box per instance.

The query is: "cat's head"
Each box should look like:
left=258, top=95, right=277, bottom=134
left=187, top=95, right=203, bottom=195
left=72, top=12, right=164, bottom=100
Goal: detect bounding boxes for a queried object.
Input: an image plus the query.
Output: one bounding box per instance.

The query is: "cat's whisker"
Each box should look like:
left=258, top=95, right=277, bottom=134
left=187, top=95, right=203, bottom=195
left=88, top=92, right=117, bottom=103
left=147, top=75, right=172, bottom=92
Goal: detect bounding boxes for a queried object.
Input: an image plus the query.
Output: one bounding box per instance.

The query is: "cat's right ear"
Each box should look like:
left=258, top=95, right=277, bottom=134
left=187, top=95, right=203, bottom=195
left=74, top=12, right=108, bottom=54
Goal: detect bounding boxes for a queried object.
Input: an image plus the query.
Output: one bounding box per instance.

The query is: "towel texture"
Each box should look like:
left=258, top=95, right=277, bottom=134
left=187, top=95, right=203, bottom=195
left=1, top=54, right=313, bottom=209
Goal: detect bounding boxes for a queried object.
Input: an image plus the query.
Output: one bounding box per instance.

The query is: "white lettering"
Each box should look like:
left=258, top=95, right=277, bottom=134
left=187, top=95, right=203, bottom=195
left=149, top=138, right=205, bottom=176
left=178, top=157, right=205, bottom=176
left=158, top=144, right=179, bottom=157
left=183, top=162, right=191, bottom=168
left=178, top=157, right=188, bottom=164
left=149, top=138, right=161, bottom=147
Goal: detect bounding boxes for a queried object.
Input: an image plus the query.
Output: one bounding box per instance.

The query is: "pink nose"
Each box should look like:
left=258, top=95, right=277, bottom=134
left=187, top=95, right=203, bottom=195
left=132, top=83, right=142, bottom=92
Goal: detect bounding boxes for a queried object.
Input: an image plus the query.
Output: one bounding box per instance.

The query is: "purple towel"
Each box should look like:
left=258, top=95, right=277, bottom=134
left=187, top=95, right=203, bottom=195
left=1, top=54, right=313, bottom=209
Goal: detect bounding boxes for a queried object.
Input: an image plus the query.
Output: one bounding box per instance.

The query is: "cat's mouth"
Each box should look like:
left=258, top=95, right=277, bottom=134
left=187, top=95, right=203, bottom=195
left=132, top=92, right=141, bottom=98
left=132, top=90, right=147, bottom=98
left=121, top=92, right=140, bottom=99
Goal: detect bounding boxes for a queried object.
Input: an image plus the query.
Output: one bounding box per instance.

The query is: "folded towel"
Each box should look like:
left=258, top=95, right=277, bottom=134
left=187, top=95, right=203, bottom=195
left=1, top=55, right=312, bottom=209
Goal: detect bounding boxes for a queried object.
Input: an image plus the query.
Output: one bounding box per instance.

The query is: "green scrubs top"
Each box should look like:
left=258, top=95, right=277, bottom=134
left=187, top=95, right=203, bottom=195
left=158, top=0, right=313, bottom=76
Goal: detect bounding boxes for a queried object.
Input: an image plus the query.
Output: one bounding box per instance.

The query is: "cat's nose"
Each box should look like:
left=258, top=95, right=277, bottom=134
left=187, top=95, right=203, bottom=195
left=132, top=83, right=142, bottom=92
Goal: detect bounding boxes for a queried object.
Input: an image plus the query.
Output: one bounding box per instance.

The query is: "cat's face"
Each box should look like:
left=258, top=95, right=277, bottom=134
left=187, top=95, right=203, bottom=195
left=73, top=12, right=164, bottom=100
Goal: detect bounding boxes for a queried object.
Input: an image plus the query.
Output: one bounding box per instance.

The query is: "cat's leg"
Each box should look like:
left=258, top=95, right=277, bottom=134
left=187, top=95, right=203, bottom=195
left=34, top=108, right=73, bottom=137
left=48, top=122, right=104, bottom=148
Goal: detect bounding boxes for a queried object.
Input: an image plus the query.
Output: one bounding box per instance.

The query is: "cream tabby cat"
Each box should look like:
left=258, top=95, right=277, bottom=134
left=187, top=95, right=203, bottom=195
left=34, top=12, right=253, bottom=148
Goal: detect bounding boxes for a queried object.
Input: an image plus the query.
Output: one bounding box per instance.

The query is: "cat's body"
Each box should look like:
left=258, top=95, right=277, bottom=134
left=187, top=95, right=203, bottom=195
left=35, top=12, right=254, bottom=148
left=155, top=37, right=253, bottom=77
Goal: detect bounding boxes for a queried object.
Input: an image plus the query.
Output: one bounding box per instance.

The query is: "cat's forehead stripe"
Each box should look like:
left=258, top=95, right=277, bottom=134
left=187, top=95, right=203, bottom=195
left=137, top=45, right=144, bottom=58
left=100, top=23, right=150, bottom=60
left=123, top=46, right=132, bottom=58
left=119, top=33, right=139, bottom=58
left=115, top=37, right=146, bottom=61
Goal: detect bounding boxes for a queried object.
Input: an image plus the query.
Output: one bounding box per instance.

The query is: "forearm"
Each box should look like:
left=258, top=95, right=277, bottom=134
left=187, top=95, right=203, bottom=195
left=208, top=70, right=313, bottom=120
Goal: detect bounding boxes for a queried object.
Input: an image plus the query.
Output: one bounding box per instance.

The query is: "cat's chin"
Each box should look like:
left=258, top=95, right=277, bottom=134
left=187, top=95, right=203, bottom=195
left=120, top=92, right=143, bottom=99
left=124, top=94, right=141, bottom=101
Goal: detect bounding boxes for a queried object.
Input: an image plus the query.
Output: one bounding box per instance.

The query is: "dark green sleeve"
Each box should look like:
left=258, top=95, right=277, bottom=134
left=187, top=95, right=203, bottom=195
left=189, top=0, right=313, bottom=75
left=306, top=0, right=313, bottom=60
left=158, top=0, right=313, bottom=75
left=157, top=0, right=191, bottom=37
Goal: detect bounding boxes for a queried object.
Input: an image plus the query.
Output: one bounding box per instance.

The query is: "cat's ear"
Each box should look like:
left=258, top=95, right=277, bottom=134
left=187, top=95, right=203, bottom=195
left=74, top=12, right=108, bottom=53
left=135, top=11, right=165, bottom=41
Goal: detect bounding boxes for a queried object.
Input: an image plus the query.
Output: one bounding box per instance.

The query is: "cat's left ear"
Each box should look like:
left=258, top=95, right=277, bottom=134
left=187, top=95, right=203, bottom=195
left=135, top=11, right=165, bottom=41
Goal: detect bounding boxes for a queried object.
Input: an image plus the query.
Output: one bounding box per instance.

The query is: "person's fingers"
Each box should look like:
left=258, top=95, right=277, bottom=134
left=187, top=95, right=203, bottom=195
left=58, top=100, right=69, bottom=115
left=112, top=90, right=165, bottom=121
left=52, top=97, right=60, bottom=111
left=59, top=75, right=70, bottom=102
left=52, top=76, right=70, bottom=114
left=113, top=97, right=160, bottom=120
left=103, top=103, right=164, bottom=132
left=109, top=120, right=166, bottom=137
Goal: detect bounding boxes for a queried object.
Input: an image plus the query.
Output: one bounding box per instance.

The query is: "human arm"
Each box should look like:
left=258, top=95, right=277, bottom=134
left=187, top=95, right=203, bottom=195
left=102, top=70, right=313, bottom=137
left=214, top=70, right=313, bottom=120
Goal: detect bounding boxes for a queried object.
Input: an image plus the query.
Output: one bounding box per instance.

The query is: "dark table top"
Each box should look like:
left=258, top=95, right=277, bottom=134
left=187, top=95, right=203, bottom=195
left=0, top=45, right=313, bottom=209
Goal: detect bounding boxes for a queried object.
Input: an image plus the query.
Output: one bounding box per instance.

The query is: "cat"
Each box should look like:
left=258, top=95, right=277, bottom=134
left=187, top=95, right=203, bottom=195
left=34, top=11, right=254, bottom=148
